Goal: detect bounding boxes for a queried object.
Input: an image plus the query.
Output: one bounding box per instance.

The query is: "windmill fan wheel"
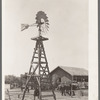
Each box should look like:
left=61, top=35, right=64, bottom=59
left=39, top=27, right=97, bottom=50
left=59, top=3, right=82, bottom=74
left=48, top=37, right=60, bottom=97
left=35, top=11, right=49, bottom=26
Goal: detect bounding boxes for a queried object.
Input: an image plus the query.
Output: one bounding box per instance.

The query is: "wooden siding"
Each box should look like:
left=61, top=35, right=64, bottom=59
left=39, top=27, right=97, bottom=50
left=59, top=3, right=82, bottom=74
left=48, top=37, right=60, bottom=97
left=61, top=76, right=71, bottom=84
left=51, top=68, right=72, bottom=84
left=50, top=67, right=88, bottom=85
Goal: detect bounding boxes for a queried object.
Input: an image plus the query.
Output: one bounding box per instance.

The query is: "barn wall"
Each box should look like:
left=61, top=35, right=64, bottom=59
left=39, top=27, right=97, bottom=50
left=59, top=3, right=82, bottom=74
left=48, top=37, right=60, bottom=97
left=51, top=68, right=72, bottom=85
left=50, top=67, right=88, bottom=89
left=61, top=76, right=71, bottom=84
left=52, top=74, right=60, bottom=85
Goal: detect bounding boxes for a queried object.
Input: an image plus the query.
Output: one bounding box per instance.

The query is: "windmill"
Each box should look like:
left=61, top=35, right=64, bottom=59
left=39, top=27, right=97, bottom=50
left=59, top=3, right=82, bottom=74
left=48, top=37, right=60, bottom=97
left=21, top=11, right=56, bottom=100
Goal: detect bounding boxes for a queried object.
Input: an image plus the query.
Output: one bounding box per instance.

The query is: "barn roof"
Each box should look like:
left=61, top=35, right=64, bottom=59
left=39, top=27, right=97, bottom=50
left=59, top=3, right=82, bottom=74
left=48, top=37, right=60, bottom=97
left=50, top=66, right=88, bottom=76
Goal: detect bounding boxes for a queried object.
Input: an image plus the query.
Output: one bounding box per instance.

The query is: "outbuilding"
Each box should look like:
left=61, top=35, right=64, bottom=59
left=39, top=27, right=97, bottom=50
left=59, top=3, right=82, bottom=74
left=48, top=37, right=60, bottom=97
left=50, top=66, right=88, bottom=88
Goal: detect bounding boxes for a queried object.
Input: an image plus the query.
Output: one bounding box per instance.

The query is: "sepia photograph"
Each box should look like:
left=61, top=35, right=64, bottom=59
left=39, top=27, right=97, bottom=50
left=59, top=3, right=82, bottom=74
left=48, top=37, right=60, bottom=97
left=2, top=0, right=98, bottom=100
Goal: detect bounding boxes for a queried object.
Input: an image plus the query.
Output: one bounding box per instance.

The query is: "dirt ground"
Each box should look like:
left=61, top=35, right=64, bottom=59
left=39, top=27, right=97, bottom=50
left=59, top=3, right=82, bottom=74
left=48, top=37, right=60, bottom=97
left=5, top=88, right=88, bottom=100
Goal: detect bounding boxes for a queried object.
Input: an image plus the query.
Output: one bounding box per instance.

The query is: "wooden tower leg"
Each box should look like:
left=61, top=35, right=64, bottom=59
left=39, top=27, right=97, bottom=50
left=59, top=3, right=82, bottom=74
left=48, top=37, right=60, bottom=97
left=22, top=64, right=39, bottom=100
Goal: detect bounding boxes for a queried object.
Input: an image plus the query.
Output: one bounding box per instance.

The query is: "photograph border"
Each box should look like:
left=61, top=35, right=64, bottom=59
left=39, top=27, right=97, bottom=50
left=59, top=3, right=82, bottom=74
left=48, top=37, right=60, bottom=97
left=1, top=0, right=99, bottom=100
left=98, top=0, right=99, bottom=99
left=0, top=0, right=2, bottom=100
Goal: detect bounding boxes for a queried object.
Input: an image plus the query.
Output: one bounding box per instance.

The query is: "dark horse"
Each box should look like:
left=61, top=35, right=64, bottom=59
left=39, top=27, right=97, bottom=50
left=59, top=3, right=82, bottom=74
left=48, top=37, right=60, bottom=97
left=64, top=84, right=77, bottom=96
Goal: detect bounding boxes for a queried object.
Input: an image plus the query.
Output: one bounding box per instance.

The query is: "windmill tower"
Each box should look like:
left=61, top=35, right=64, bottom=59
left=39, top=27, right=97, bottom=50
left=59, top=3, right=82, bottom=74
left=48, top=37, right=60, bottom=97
left=21, top=11, right=56, bottom=100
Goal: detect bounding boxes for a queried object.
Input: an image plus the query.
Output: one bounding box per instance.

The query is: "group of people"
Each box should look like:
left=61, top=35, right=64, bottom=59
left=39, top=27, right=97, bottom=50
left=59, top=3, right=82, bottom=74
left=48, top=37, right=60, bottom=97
left=57, top=83, right=76, bottom=96
left=20, top=83, right=78, bottom=99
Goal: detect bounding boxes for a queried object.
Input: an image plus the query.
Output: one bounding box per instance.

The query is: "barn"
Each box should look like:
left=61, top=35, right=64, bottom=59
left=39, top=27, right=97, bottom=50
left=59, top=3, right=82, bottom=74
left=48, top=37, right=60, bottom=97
left=50, top=66, right=88, bottom=88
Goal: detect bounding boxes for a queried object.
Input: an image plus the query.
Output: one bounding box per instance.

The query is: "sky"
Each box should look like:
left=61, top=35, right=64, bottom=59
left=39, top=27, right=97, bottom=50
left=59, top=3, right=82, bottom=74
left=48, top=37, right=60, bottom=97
left=3, top=0, right=88, bottom=76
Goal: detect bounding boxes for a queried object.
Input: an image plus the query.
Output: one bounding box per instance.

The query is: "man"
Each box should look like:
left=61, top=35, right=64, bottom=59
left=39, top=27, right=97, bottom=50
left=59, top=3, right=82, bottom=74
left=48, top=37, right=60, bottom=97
left=60, top=84, right=66, bottom=96
left=70, top=83, right=75, bottom=97
left=34, top=87, right=39, bottom=100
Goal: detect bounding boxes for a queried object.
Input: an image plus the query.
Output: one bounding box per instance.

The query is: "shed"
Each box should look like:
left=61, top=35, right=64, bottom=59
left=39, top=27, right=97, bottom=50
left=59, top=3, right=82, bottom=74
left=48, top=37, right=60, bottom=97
left=50, top=66, right=88, bottom=86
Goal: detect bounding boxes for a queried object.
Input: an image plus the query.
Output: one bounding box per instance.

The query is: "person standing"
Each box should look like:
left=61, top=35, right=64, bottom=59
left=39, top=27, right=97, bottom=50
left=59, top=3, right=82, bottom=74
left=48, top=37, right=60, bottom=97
left=60, top=84, right=66, bottom=96
left=70, top=83, right=75, bottom=97
left=34, top=87, right=39, bottom=100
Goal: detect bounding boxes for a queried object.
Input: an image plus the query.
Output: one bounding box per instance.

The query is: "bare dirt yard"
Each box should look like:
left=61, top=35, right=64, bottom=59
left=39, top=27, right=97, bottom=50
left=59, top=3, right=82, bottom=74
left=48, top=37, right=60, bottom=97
left=5, top=84, right=88, bottom=100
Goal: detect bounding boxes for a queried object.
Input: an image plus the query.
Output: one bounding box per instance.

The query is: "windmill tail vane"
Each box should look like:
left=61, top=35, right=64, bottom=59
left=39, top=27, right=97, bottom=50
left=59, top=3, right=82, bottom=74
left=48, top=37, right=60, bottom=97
left=21, top=23, right=37, bottom=31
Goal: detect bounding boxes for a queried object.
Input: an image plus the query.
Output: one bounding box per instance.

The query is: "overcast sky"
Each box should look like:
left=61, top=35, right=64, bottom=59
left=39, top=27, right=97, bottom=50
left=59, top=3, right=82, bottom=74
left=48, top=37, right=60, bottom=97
left=3, top=0, right=88, bottom=76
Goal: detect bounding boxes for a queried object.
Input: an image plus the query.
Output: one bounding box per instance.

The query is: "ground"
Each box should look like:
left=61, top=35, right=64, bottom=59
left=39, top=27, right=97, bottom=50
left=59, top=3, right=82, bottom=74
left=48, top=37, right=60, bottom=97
left=5, top=84, right=88, bottom=100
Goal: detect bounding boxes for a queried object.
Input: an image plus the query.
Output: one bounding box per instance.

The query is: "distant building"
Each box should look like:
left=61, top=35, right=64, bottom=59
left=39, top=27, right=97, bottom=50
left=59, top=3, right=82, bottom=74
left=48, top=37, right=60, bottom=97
left=50, top=66, right=88, bottom=87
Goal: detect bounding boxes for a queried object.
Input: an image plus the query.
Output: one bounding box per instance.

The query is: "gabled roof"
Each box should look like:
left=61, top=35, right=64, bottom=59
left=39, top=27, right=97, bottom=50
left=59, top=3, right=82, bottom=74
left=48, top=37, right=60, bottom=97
left=50, top=66, right=88, bottom=76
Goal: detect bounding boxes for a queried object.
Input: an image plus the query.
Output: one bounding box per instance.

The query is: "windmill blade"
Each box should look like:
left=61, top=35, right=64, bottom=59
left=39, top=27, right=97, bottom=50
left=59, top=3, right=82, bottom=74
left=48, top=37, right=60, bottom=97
left=21, top=24, right=29, bottom=31
left=46, top=22, right=49, bottom=25
left=41, top=26, right=45, bottom=33
left=41, top=25, right=47, bottom=34
left=45, top=24, right=49, bottom=31
left=40, top=22, right=49, bottom=33
left=45, top=26, right=49, bottom=31
left=45, top=24, right=49, bottom=28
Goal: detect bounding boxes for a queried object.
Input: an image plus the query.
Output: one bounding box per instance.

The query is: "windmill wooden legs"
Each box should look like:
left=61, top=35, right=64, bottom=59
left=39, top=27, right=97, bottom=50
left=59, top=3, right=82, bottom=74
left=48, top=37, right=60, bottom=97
left=22, top=38, right=56, bottom=100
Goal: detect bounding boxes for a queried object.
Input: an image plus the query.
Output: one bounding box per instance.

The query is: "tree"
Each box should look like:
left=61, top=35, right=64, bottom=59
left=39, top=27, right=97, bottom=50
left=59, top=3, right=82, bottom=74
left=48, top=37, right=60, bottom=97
left=5, top=75, right=21, bottom=84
